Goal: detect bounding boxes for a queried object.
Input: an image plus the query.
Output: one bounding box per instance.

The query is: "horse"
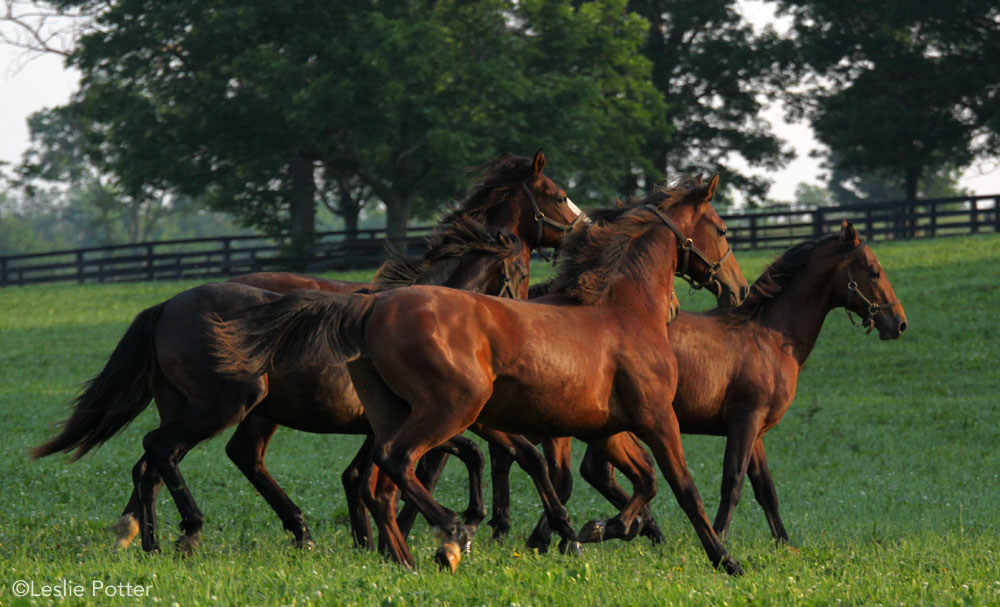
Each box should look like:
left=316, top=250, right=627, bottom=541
left=32, top=149, right=583, bottom=554
left=210, top=174, right=748, bottom=573
left=500, top=220, right=908, bottom=551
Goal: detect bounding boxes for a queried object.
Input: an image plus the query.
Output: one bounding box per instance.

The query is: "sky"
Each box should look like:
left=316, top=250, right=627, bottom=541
left=2, top=3, right=1000, bottom=204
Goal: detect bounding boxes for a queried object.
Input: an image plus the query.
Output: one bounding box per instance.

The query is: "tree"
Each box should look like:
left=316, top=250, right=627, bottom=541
left=777, top=0, right=1000, bottom=201
left=623, top=0, right=796, bottom=204
left=51, top=0, right=665, bottom=247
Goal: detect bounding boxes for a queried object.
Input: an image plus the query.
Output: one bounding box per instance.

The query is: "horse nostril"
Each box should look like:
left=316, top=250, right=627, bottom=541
left=899, top=321, right=907, bottom=333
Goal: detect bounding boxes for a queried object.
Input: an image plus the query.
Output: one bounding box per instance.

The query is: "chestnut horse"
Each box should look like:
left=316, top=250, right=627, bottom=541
left=211, top=175, right=747, bottom=573
left=33, top=150, right=582, bottom=554
left=501, top=221, right=907, bottom=550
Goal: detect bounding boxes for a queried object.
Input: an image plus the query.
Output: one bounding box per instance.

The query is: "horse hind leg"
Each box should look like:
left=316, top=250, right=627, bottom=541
left=225, top=414, right=313, bottom=548
left=474, top=428, right=582, bottom=557
left=578, top=435, right=665, bottom=545
left=576, top=433, right=658, bottom=544
left=745, top=438, right=791, bottom=545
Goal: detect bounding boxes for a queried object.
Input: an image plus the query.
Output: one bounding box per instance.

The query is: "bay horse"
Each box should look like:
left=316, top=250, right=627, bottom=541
left=502, top=221, right=907, bottom=550
left=32, top=150, right=582, bottom=554
left=210, top=175, right=748, bottom=573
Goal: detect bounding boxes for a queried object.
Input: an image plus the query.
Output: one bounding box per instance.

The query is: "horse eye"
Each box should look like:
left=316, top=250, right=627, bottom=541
left=717, top=227, right=727, bottom=236
left=869, top=269, right=880, bottom=279
left=557, top=196, right=567, bottom=204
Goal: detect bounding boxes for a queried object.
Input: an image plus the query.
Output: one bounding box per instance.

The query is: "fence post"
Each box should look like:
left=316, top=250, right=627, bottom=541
left=929, top=200, right=937, bottom=237
left=76, top=251, right=85, bottom=284
left=812, top=209, right=825, bottom=239
left=223, top=238, right=232, bottom=274
left=995, top=197, right=1000, bottom=233
left=970, top=197, right=979, bottom=234
left=748, top=215, right=758, bottom=249
left=0, top=258, right=6, bottom=287
left=146, top=244, right=155, bottom=280
left=864, top=208, right=874, bottom=240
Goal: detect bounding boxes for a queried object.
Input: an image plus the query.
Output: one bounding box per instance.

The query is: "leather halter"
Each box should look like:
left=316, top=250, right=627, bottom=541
left=644, top=203, right=733, bottom=292
left=840, top=238, right=900, bottom=333
left=521, top=182, right=585, bottom=247
left=496, top=254, right=522, bottom=300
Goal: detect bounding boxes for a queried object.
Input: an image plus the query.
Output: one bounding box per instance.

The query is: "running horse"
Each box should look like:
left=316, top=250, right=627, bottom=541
left=32, top=150, right=583, bottom=555
left=501, top=220, right=907, bottom=551
left=211, top=175, right=748, bottom=573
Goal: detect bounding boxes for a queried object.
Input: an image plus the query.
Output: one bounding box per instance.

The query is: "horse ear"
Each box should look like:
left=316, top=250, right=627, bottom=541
left=615, top=197, right=624, bottom=209
left=532, top=148, right=546, bottom=176
left=703, top=174, right=720, bottom=203
left=840, top=220, right=860, bottom=246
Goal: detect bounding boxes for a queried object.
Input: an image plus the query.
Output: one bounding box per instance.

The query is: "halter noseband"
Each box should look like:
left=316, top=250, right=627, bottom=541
left=521, top=182, right=584, bottom=253
left=496, top=254, right=522, bottom=300
left=841, top=238, right=900, bottom=334
left=644, top=203, right=733, bottom=292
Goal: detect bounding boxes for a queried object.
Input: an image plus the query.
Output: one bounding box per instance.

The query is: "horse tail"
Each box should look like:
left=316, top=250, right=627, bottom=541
left=211, top=290, right=375, bottom=379
left=31, top=301, right=166, bottom=461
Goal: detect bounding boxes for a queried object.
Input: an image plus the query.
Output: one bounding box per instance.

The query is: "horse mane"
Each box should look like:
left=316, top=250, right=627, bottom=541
left=541, top=176, right=704, bottom=305
left=720, top=233, right=844, bottom=326
left=438, top=153, right=535, bottom=225
left=370, top=214, right=521, bottom=292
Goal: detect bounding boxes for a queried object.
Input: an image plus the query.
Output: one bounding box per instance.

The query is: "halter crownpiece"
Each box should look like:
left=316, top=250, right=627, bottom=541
left=644, top=203, right=732, bottom=292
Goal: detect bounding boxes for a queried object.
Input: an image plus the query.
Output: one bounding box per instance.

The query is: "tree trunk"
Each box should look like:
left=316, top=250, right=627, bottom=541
left=384, top=194, right=411, bottom=243
left=288, top=154, right=316, bottom=261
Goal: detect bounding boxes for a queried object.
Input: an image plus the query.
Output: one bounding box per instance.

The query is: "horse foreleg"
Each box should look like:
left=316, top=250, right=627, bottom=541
left=486, top=440, right=516, bottom=540
left=637, top=415, right=742, bottom=575
left=746, top=439, right=791, bottom=544
left=525, top=437, right=574, bottom=552
left=225, top=415, right=313, bottom=548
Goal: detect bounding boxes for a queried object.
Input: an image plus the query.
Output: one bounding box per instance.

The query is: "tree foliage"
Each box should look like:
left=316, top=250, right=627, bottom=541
left=50, top=0, right=667, bottom=244
left=777, top=0, right=1000, bottom=200
left=625, top=0, right=795, bottom=205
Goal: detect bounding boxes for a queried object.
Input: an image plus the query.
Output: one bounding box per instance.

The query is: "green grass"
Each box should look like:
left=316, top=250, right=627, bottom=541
left=1, top=234, right=999, bottom=606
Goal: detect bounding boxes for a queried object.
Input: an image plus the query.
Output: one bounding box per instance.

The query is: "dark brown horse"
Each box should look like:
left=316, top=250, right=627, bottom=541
left=500, top=221, right=908, bottom=551
left=211, top=175, right=747, bottom=573
left=32, top=150, right=582, bottom=554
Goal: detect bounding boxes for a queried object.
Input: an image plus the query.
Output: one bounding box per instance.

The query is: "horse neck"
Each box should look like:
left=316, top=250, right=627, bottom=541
left=434, top=254, right=505, bottom=294
left=609, top=230, right=679, bottom=322
left=757, top=259, right=840, bottom=366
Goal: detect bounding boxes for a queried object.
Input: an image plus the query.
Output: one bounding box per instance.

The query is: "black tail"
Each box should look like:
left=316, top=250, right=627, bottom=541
left=211, top=290, right=376, bottom=378
left=32, top=302, right=167, bottom=461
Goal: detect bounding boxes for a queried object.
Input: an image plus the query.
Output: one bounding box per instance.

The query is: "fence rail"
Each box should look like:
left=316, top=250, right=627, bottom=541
left=3, top=194, right=998, bottom=287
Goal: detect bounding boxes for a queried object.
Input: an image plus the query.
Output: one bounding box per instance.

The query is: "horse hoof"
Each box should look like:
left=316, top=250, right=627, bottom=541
left=110, top=514, right=139, bottom=550
left=175, top=532, right=200, bottom=556
left=526, top=536, right=549, bottom=555
left=558, top=539, right=583, bottom=557
left=578, top=519, right=605, bottom=543
left=295, top=536, right=315, bottom=550
left=435, top=542, right=462, bottom=573
left=720, top=556, right=744, bottom=576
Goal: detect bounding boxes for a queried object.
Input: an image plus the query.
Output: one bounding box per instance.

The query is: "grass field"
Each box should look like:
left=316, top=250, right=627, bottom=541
left=1, top=234, right=998, bottom=606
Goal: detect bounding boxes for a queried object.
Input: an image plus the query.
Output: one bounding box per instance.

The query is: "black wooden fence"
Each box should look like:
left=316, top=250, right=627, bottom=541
left=2, top=194, right=998, bottom=287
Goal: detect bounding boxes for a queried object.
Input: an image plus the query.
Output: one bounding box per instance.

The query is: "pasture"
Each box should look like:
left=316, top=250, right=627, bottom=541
left=1, top=234, right=998, bottom=606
